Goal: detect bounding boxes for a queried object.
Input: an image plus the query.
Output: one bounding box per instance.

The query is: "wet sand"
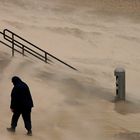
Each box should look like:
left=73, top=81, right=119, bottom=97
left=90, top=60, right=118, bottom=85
left=0, top=0, right=140, bottom=140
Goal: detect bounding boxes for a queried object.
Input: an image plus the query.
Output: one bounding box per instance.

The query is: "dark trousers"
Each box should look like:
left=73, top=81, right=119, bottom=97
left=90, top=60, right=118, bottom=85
left=11, top=108, right=32, bottom=131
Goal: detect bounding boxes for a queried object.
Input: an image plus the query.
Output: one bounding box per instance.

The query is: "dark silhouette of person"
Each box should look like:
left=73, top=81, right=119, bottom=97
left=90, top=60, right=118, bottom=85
left=7, top=76, right=34, bottom=136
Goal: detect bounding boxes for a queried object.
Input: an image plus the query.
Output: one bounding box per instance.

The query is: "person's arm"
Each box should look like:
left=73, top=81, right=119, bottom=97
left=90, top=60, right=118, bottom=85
left=10, top=87, right=16, bottom=111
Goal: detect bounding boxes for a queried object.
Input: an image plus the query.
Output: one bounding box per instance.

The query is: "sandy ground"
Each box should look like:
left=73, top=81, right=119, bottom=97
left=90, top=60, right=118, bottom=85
left=0, top=0, right=140, bottom=140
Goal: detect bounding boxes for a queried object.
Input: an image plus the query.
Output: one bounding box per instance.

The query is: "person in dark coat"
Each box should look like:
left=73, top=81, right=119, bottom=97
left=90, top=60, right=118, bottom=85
left=7, top=76, right=34, bottom=136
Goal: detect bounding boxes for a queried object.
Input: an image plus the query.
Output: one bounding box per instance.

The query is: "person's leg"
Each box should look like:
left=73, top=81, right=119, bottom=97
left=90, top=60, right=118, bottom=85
left=7, top=110, right=21, bottom=132
left=22, top=108, right=32, bottom=135
left=11, top=110, right=21, bottom=129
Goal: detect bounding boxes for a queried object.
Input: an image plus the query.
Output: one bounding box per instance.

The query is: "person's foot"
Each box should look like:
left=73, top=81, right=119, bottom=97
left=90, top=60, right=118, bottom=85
left=27, top=130, right=32, bottom=136
left=7, top=127, right=15, bottom=133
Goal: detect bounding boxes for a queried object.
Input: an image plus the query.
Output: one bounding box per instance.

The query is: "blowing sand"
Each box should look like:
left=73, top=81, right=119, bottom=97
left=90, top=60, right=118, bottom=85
left=0, top=0, right=140, bottom=140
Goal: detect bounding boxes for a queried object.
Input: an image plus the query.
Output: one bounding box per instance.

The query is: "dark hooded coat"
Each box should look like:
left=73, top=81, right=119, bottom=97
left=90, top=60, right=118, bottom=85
left=10, top=77, right=34, bottom=110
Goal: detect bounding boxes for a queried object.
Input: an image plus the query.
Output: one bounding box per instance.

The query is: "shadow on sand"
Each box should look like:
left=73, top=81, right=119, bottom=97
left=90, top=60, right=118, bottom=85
left=115, top=131, right=140, bottom=140
left=114, top=100, right=140, bottom=115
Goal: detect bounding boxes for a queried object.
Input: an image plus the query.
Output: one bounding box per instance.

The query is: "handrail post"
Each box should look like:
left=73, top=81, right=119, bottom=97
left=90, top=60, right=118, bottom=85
left=12, top=34, right=14, bottom=56
left=22, top=45, right=25, bottom=56
left=45, top=52, right=47, bottom=63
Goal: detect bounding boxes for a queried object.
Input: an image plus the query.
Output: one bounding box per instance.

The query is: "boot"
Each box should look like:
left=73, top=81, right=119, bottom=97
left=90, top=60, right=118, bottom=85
left=27, top=130, right=32, bottom=136
left=7, top=127, right=15, bottom=132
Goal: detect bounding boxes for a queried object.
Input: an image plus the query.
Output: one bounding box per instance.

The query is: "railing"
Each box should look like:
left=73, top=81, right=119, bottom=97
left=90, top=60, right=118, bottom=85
left=0, top=29, right=77, bottom=71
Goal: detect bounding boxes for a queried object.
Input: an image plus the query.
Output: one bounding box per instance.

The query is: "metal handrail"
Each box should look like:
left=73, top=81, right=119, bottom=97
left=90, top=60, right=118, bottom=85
left=0, top=31, right=24, bottom=55
left=1, top=29, right=77, bottom=71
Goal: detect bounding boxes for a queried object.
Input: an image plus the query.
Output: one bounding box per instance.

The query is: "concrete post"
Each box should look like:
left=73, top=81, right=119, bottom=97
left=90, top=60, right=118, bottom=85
left=114, top=67, right=125, bottom=100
